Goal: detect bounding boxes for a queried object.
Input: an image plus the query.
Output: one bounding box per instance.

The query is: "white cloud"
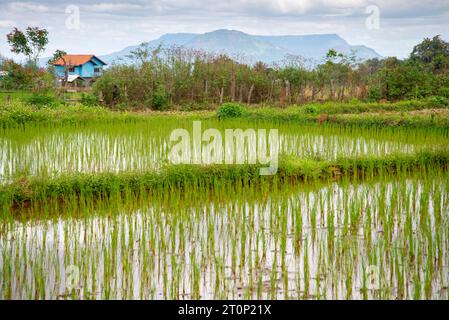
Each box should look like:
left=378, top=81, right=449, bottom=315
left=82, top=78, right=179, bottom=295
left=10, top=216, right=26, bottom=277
left=83, top=3, right=143, bottom=13
left=0, top=0, right=448, bottom=59
left=0, top=19, right=15, bottom=28
left=8, top=2, right=49, bottom=13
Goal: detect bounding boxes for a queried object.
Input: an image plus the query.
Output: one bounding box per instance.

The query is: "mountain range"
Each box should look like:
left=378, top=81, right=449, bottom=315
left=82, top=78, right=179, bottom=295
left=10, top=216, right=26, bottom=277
left=99, top=29, right=381, bottom=66
left=40, top=29, right=381, bottom=67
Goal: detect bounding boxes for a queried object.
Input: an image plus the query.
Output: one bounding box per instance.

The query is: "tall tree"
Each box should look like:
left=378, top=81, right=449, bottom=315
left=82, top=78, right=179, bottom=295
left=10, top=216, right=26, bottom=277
left=7, top=27, right=49, bottom=65
left=411, top=35, right=449, bottom=73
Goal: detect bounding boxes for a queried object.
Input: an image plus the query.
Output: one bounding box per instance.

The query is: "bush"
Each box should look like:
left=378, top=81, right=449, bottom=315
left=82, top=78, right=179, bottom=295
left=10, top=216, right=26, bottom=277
left=426, top=96, right=448, bottom=108
left=25, top=94, right=58, bottom=108
left=180, top=102, right=210, bottom=111
left=217, top=103, right=246, bottom=119
left=368, top=88, right=381, bottom=102
left=303, top=105, right=318, bottom=114
left=437, top=87, right=449, bottom=98
left=151, top=85, right=170, bottom=111
left=80, top=93, right=98, bottom=107
left=0, top=59, right=33, bottom=90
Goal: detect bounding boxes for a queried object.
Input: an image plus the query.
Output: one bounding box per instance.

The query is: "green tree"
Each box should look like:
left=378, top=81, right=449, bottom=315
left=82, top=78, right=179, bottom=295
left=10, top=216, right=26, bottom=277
left=7, top=27, right=49, bottom=65
left=49, top=50, right=69, bottom=86
left=411, top=35, right=449, bottom=73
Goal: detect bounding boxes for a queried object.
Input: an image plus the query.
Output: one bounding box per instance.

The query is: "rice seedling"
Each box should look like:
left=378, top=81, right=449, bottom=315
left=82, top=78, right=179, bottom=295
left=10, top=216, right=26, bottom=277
left=1, top=117, right=448, bottom=183
left=0, top=166, right=447, bottom=299
left=0, top=107, right=448, bottom=300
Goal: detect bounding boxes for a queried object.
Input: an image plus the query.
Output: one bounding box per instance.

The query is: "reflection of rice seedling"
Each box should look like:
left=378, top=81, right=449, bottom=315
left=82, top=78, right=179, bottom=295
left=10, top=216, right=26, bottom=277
left=1, top=111, right=449, bottom=300
left=1, top=166, right=449, bottom=299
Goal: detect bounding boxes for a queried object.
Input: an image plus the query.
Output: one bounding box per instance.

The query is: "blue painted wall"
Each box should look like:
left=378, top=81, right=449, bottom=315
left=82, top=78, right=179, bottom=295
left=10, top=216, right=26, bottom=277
left=55, top=57, right=105, bottom=78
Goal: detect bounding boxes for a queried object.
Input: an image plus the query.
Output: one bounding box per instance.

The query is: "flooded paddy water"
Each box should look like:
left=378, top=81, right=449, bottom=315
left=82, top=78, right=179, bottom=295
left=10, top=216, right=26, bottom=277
left=0, top=119, right=447, bottom=181
left=1, top=119, right=448, bottom=300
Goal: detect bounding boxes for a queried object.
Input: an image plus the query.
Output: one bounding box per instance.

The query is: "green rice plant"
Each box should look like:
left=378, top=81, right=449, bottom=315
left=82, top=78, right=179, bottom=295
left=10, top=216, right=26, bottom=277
left=1, top=105, right=449, bottom=300
left=1, top=168, right=448, bottom=299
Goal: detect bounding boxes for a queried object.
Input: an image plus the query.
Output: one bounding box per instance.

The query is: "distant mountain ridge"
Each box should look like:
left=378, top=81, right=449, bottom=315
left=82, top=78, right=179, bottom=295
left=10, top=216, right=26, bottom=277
left=100, top=29, right=382, bottom=66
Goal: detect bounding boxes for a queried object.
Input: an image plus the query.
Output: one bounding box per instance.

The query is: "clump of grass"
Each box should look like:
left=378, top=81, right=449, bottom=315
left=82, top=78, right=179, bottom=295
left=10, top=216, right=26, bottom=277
left=217, top=103, right=246, bottom=119
left=25, top=94, right=60, bottom=109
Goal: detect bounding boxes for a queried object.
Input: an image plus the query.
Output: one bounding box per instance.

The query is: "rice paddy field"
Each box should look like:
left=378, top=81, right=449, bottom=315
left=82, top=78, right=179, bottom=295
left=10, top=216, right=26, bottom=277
left=1, top=103, right=449, bottom=300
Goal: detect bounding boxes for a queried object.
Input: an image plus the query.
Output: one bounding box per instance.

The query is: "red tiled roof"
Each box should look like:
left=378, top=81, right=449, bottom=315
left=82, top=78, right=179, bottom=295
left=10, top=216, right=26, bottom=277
left=52, top=54, right=106, bottom=66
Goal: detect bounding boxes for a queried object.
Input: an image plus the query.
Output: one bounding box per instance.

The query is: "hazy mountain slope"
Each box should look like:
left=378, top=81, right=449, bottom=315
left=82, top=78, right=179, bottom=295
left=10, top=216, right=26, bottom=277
left=255, top=33, right=351, bottom=61
left=41, top=29, right=382, bottom=67
left=182, top=29, right=287, bottom=63
left=100, top=33, right=198, bottom=65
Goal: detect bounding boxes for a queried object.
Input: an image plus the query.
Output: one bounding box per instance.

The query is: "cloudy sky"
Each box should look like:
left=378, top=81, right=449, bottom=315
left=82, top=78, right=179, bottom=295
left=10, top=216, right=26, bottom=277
left=0, top=0, right=449, bottom=60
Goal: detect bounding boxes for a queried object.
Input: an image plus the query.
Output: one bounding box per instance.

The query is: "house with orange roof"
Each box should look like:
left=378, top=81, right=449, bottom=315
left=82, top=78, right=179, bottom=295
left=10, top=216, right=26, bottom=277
left=52, top=54, right=107, bottom=86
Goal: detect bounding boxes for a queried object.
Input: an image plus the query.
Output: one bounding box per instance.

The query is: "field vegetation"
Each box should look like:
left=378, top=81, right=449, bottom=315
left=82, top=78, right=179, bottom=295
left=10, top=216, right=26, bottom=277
left=1, top=29, right=449, bottom=300
left=1, top=167, right=448, bottom=299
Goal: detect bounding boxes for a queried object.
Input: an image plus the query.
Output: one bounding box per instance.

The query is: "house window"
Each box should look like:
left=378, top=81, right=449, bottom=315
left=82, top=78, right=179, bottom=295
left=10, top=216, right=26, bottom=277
left=69, top=67, right=75, bottom=72
left=94, top=68, right=100, bottom=73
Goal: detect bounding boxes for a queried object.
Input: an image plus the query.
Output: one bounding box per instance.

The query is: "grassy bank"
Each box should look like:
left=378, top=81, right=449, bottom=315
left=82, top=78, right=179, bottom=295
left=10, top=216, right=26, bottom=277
left=1, top=99, right=449, bottom=128
left=0, top=102, right=213, bottom=128
left=254, top=98, right=448, bottom=115
left=2, top=150, right=448, bottom=214
left=245, top=105, right=449, bottom=128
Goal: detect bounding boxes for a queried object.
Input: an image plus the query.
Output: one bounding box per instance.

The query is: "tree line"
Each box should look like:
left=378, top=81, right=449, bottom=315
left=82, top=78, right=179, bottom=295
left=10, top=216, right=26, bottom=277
left=93, top=35, right=449, bottom=109
left=1, top=26, right=449, bottom=109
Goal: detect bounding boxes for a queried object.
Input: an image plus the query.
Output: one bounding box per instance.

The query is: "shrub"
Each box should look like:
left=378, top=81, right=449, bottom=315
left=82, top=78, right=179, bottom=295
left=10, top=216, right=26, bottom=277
left=217, top=103, right=245, bottom=119
left=437, top=87, right=449, bottom=98
left=180, top=102, right=210, bottom=111
left=80, top=93, right=98, bottom=107
left=151, top=85, right=170, bottom=111
left=25, top=94, right=58, bottom=108
left=368, top=88, right=381, bottom=102
left=303, top=105, right=318, bottom=114
left=426, top=96, right=448, bottom=108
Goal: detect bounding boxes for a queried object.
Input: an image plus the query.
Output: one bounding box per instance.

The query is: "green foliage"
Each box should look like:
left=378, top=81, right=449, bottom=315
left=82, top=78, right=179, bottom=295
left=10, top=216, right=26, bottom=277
left=426, top=96, right=448, bottom=108
left=92, top=70, right=120, bottom=107
left=179, top=103, right=210, bottom=111
left=372, top=60, right=434, bottom=101
left=86, top=35, right=449, bottom=109
left=7, top=26, right=49, bottom=64
left=2, top=99, right=448, bottom=129
left=217, top=103, right=246, bottom=119
left=242, top=100, right=449, bottom=129
left=411, top=35, right=449, bottom=72
left=25, top=93, right=58, bottom=108
left=303, top=105, right=318, bottom=114
left=151, top=85, right=170, bottom=110
left=92, top=65, right=171, bottom=110
left=80, top=93, right=98, bottom=107
left=437, top=87, right=449, bottom=98
left=0, top=59, right=33, bottom=90
left=49, top=50, right=67, bottom=66
left=368, top=88, right=381, bottom=102
left=0, top=101, right=208, bottom=128
left=2, top=150, right=449, bottom=208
